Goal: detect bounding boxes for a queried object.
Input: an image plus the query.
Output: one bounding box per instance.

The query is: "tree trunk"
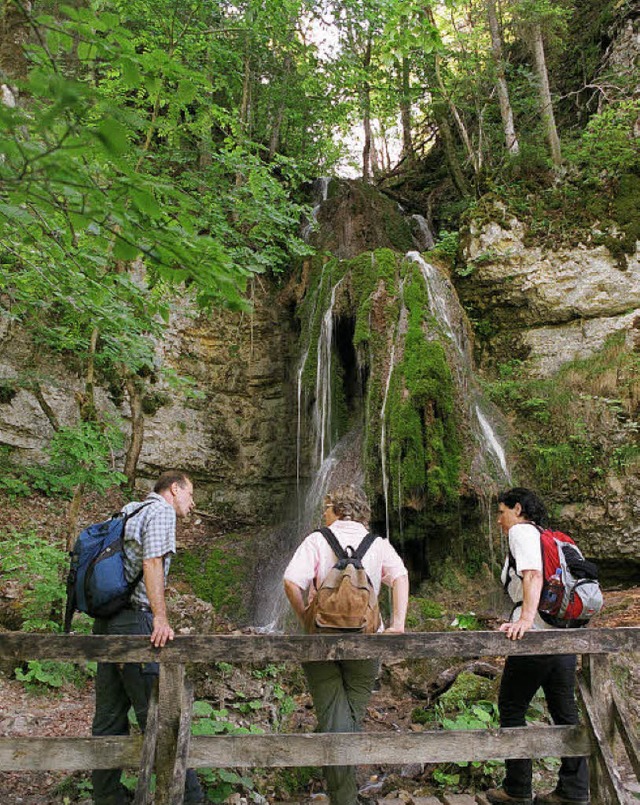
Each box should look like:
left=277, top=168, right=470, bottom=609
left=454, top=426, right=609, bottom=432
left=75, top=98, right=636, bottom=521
left=427, top=6, right=480, bottom=176
left=361, top=37, right=373, bottom=182
left=0, top=0, right=31, bottom=81
left=268, top=52, right=293, bottom=160
left=67, top=326, right=100, bottom=550
left=123, top=375, right=144, bottom=490
left=486, top=0, right=519, bottom=156
left=433, top=104, right=470, bottom=197
left=529, top=22, right=562, bottom=168
left=400, top=57, right=413, bottom=160
left=66, top=483, right=85, bottom=552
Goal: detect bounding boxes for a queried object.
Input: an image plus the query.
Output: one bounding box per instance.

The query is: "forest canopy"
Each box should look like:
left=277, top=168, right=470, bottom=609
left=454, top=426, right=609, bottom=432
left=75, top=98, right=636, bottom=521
left=0, top=0, right=637, bottom=507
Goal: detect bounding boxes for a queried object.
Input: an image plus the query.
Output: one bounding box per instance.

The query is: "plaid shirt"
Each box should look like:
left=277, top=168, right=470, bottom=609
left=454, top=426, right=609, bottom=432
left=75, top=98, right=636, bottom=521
left=122, top=492, right=176, bottom=608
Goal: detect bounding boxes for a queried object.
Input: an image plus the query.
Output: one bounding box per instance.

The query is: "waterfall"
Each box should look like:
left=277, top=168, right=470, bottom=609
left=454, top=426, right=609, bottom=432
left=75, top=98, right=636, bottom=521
left=296, top=263, right=328, bottom=497
left=252, top=428, right=364, bottom=632
left=302, top=177, right=330, bottom=242
left=409, top=251, right=465, bottom=356
left=380, top=284, right=406, bottom=538
left=475, top=405, right=509, bottom=479
left=406, top=251, right=511, bottom=486
left=313, top=277, right=343, bottom=466
left=380, top=341, right=396, bottom=539
left=410, top=214, right=435, bottom=251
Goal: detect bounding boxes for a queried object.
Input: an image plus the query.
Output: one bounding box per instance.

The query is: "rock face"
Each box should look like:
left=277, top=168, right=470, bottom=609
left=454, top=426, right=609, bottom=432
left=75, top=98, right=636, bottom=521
left=457, top=214, right=640, bottom=566
left=460, top=213, right=640, bottom=375
left=143, top=287, right=298, bottom=520
left=0, top=282, right=298, bottom=523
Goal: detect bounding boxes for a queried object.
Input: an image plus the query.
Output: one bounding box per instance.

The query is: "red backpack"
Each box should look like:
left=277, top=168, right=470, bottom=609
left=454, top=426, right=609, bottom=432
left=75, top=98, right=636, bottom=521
left=537, top=529, right=604, bottom=627
left=506, top=527, right=604, bottom=628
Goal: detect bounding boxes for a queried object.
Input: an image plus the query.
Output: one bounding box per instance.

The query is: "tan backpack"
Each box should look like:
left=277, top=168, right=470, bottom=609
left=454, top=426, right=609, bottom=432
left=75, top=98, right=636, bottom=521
left=304, top=527, right=381, bottom=634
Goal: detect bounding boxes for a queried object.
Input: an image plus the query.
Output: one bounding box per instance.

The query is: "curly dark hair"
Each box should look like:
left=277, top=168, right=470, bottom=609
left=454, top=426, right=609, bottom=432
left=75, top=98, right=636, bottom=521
left=498, top=487, right=548, bottom=526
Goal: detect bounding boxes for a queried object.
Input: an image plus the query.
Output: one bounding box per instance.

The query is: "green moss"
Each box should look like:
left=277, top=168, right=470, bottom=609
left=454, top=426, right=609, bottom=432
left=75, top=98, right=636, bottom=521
left=296, top=248, right=461, bottom=511
left=383, top=265, right=460, bottom=508
left=438, top=672, right=496, bottom=713
left=141, top=390, right=171, bottom=416
left=0, top=380, right=18, bottom=405
left=172, top=544, right=244, bottom=617
left=612, top=173, right=640, bottom=255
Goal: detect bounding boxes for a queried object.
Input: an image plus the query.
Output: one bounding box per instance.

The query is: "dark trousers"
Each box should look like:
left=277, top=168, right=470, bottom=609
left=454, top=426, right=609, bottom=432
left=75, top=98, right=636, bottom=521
left=499, top=654, right=589, bottom=800
left=303, top=659, right=379, bottom=805
left=92, top=609, right=202, bottom=805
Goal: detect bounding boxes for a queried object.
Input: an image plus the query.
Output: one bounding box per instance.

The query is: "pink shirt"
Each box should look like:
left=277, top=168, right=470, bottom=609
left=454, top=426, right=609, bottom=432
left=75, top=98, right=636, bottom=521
left=283, top=519, right=408, bottom=598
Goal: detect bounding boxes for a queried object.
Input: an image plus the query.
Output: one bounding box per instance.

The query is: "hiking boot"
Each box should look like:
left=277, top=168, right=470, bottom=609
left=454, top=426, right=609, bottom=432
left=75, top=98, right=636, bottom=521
left=534, top=791, right=590, bottom=805
left=486, top=787, right=533, bottom=805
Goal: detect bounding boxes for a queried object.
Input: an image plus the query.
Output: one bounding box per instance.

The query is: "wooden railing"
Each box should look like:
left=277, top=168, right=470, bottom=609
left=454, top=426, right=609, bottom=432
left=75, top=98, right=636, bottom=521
left=1, top=628, right=638, bottom=805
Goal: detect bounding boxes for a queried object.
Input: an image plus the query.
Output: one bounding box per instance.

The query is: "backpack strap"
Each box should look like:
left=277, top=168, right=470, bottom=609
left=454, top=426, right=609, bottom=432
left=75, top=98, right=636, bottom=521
left=353, top=531, right=379, bottom=562
left=120, top=500, right=154, bottom=524
left=121, top=500, right=155, bottom=589
left=317, top=526, right=348, bottom=560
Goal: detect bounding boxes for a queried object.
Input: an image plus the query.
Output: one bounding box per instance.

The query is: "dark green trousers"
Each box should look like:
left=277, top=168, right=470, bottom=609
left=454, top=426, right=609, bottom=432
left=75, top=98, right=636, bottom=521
left=303, top=659, right=379, bottom=805
left=92, top=609, right=202, bottom=805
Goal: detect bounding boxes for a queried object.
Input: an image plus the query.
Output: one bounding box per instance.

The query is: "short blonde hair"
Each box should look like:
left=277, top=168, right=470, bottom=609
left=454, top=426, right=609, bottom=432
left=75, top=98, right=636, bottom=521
left=324, top=484, right=371, bottom=525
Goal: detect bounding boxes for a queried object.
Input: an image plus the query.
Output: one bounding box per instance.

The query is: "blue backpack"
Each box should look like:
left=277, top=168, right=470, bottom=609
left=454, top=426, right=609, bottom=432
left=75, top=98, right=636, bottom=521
left=64, top=502, right=152, bottom=631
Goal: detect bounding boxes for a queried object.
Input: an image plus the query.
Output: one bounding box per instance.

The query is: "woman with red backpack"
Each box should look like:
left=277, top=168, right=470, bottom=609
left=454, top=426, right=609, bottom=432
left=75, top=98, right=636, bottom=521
left=485, top=487, right=590, bottom=805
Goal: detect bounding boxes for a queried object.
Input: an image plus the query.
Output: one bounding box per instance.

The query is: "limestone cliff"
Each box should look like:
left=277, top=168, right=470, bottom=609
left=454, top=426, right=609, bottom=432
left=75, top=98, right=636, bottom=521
left=0, top=282, right=298, bottom=524
left=456, top=214, right=640, bottom=570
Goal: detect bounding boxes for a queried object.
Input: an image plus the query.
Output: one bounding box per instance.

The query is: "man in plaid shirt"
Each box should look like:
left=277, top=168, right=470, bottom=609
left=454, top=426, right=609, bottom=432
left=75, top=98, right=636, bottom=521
left=91, top=470, right=204, bottom=805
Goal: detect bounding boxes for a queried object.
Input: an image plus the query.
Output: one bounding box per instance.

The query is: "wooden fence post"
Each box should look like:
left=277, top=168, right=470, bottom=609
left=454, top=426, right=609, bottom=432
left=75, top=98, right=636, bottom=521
left=169, top=678, right=195, bottom=805
left=579, top=654, right=626, bottom=805
left=155, top=664, right=186, bottom=805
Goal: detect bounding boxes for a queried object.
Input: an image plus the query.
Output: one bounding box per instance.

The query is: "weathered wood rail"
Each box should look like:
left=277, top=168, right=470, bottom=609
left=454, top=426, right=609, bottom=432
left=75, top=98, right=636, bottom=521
left=1, top=628, right=638, bottom=805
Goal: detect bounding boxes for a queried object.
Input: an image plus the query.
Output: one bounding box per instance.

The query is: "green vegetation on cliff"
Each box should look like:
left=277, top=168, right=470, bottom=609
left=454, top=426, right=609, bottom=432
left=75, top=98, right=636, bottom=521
left=297, top=250, right=461, bottom=515
left=484, top=332, right=640, bottom=494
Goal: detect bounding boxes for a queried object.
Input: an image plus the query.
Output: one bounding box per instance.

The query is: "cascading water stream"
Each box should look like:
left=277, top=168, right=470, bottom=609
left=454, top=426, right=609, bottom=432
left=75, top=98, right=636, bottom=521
left=380, top=282, right=406, bottom=538
left=475, top=405, right=509, bottom=479
left=302, top=177, right=330, bottom=242
left=313, top=277, right=344, bottom=466
left=410, top=214, right=435, bottom=251
left=296, top=264, right=328, bottom=498
left=252, top=428, right=365, bottom=632
left=407, top=251, right=511, bottom=485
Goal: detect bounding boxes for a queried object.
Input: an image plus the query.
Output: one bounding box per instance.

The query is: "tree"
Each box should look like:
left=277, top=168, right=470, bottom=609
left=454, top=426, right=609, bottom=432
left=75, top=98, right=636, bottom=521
left=0, top=0, right=315, bottom=534
left=486, top=0, right=520, bottom=156
left=515, top=0, right=565, bottom=168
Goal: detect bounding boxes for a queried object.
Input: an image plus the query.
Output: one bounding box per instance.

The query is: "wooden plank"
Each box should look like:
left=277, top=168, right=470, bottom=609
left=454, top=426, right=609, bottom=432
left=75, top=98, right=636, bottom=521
left=577, top=674, right=628, bottom=805
left=1, top=628, right=638, bottom=664
left=611, top=686, right=640, bottom=781
left=187, top=726, right=591, bottom=768
left=133, top=678, right=159, bottom=805
left=169, top=678, right=195, bottom=805
left=0, top=736, right=142, bottom=771
left=0, top=725, right=592, bottom=773
left=155, top=664, right=185, bottom=805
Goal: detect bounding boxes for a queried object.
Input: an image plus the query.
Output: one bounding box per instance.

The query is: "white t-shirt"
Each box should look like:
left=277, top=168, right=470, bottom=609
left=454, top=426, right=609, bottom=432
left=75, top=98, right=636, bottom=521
left=501, top=522, right=551, bottom=630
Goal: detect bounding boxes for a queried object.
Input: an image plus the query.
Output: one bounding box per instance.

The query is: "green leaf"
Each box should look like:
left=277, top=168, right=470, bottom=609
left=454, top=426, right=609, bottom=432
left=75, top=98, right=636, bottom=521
left=94, top=119, right=128, bottom=156
left=113, top=237, right=140, bottom=261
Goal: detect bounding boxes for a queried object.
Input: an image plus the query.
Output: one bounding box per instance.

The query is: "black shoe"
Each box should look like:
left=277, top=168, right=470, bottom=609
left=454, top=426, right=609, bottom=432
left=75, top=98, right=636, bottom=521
left=486, top=787, right=533, bottom=805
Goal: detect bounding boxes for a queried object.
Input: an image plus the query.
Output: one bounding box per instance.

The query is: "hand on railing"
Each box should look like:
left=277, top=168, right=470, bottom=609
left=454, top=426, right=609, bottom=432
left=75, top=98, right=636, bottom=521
left=499, top=618, right=534, bottom=641
left=150, top=616, right=175, bottom=648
